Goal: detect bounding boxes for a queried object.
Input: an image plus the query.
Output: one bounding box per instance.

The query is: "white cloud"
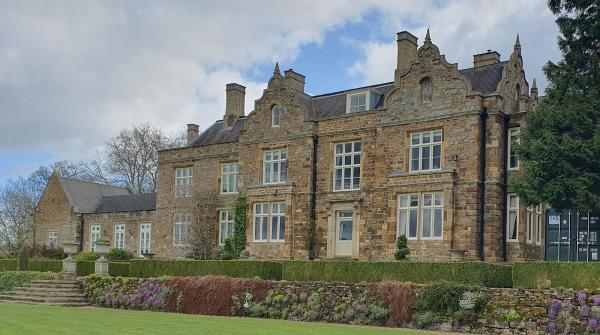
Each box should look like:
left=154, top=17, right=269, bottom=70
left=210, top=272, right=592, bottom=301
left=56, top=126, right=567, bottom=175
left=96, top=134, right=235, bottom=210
left=0, top=0, right=369, bottom=161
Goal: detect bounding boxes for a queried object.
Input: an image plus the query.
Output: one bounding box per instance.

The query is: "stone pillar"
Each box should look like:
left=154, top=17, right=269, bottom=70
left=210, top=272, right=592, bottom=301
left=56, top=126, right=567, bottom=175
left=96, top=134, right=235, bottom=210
left=61, top=242, right=79, bottom=279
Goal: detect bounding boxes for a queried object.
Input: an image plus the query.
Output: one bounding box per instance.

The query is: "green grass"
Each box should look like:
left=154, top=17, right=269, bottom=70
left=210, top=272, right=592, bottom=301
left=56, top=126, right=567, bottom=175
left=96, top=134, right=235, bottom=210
left=0, top=303, right=431, bottom=335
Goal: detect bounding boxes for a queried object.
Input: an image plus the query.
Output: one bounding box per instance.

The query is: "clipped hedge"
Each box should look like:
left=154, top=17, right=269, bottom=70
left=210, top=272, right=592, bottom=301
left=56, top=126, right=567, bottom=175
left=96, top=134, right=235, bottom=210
left=0, top=259, right=18, bottom=271
left=282, top=261, right=513, bottom=288
left=108, top=262, right=130, bottom=277
left=513, top=262, right=600, bottom=290
left=28, top=259, right=62, bottom=272
left=129, top=260, right=282, bottom=280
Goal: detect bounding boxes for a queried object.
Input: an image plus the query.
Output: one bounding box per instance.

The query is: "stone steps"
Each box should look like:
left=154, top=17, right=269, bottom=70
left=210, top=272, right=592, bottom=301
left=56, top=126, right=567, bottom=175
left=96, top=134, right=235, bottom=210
left=0, top=278, right=89, bottom=307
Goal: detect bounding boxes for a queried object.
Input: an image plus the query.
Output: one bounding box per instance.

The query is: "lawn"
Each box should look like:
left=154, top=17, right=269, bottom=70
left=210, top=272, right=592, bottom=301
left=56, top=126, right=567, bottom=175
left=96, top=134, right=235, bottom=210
left=0, top=303, right=443, bottom=335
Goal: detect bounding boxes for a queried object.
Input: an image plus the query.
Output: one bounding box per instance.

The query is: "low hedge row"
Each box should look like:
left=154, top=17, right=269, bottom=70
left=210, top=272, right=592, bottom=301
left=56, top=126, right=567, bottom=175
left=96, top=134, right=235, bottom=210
left=0, top=271, right=56, bottom=293
left=19, top=259, right=129, bottom=277
left=0, top=259, right=18, bottom=271
left=281, top=261, right=513, bottom=288
left=513, top=262, right=600, bottom=290
left=129, top=260, right=282, bottom=280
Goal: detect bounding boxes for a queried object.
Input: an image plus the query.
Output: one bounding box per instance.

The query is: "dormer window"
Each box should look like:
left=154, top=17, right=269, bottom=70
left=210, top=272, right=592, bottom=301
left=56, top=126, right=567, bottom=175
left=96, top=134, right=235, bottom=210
left=272, top=106, right=282, bottom=127
left=346, top=91, right=370, bottom=113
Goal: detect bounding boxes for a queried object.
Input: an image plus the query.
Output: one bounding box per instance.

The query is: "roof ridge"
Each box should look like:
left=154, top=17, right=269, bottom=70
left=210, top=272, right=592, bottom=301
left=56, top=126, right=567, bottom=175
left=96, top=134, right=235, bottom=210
left=459, top=61, right=508, bottom=72
left=312, top=81, right=394, bottom=99
left=61, top=176, right=126, bottom=190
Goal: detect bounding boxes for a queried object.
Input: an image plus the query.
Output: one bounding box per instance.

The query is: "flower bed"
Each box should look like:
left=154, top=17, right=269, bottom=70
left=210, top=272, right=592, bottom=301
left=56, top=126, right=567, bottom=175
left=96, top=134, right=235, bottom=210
left=82, top=275, right=172, bottom=311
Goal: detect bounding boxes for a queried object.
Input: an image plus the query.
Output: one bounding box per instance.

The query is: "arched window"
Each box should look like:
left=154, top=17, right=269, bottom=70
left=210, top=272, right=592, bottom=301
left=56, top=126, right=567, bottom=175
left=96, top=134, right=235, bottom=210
left=420, top=77, right=433, bottom=104
left=272, top=106, right=282, bottom=128
left=515, top=84, right=521, bottom=100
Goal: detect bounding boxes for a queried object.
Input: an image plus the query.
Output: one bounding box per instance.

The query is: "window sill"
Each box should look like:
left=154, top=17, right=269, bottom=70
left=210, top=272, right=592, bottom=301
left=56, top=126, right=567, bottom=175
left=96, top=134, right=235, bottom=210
left=246, top=182, right=294, bottom=189
left=390, top=168, right=456, bottom=178
left=333, top=188, right=361, bottom=193
left=220, top=192, right=239, bottom=195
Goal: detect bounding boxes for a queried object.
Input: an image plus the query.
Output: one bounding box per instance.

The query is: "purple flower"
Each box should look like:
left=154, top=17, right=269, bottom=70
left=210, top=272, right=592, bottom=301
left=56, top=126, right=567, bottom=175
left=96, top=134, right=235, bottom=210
left=299, top=292, right=308, bottom=302
left=593, top=296, right=600, bottom=306
left=578, top=291, right=588, bottom=305
left=547, top=322, right=557, bottom=334
left=581, top=305, right=590, bottom=317
left=549, top=301, right=562, bottom=319
left=589, top=319, right=599, bottom=331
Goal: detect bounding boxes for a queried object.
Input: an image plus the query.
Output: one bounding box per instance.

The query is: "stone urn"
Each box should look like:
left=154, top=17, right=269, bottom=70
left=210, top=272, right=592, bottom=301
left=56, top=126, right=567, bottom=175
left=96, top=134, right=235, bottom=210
left=61, top=242, right=79, bottom=279
left=94, top=239, right=111, bottom=276
left=142, top=253, right=155, bottom=260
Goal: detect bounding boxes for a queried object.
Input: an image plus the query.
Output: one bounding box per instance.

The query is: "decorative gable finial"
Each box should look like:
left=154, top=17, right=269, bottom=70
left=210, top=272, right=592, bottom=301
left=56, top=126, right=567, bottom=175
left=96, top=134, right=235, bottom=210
left=531, top=78, right=537, bottom=91
left=273, top=62, right=281, bottom=76
left=514, top=33, right=521, bottom=53
left=424, top=28, right=431, bottom=45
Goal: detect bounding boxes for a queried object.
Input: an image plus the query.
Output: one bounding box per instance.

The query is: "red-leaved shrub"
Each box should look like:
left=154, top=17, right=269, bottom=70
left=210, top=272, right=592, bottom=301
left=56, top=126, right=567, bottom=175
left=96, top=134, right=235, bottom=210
left=369, top=281, right=418, bottom=326
left=166, top=276, right=272, bottom=315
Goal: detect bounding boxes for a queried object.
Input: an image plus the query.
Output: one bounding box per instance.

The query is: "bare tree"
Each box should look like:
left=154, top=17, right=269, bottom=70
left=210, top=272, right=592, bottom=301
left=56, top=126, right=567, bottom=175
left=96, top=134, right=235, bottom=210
left=0, top=177, right=37, bottom=254
left=104, top=123, right=185, bottom=193
left=188, top=188, right=218, bottom=259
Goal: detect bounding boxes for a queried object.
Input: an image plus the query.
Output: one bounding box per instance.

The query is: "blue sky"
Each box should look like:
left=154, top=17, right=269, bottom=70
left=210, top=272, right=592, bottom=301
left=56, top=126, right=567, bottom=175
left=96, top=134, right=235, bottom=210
left=0, top=1, right=561, bottom=184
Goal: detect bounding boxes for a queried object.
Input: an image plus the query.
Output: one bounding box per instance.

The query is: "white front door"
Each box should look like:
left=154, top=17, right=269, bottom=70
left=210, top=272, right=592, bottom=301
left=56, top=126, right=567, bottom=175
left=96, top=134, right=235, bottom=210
left=335, top=211, right=353, bottom=257
left=139, top=223, right=151, bottom=256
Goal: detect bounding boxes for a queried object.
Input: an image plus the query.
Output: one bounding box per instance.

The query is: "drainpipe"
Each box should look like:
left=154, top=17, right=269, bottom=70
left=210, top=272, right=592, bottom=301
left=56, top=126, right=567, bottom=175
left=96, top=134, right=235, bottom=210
left=502, top=114, right=510, bottom=262
left=79, top=215, right=85, bottom=253
left=478, top=109, right=488, bottom=261
left=309, top=134, right=319, bottom=260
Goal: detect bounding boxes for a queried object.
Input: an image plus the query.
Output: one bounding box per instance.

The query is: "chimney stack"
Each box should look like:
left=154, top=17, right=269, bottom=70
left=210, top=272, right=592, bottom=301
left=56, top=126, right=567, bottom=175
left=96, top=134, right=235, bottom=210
left=224, top=83, right=245, bottom=127
left=473, top=50, right=500, bottom=68
left=396, top=31, right=418, bottom=74
left=284, top=69, right=305, bottom=92
left=186, top=123, right=199, bottom=144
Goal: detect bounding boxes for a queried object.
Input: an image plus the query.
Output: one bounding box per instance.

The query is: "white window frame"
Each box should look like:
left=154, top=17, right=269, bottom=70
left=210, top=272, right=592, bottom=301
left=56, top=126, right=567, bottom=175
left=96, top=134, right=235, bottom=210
left=219, top=211, right=235, bottom=246
left=421, top=193, right=444, bottom=240
left=175, top=167, right=193, bottom=197
left=270, top=202, right=286, bottom=242
left=114, top=224, right=125, bottom=249
left=272, top=106, right=282, bottom=128
left=263, top=149, right=287, bottom=185
left=409, top=130, right=443, bottom=172
left=333, top=141, right=362, bottom=192
left=346, top=91, right=370, bottom=113
left=397, top=194, right=419, bottom=240
left=139, top=223, right=151, bottom=256
left=221, top=163, right=239, bottom=194
left=507, top=194, right=519, bottom=242
left=48, top=231, right=59, bottom=248
left=508, top=127, right=520, bottom=171
left=174, top=213, right=191, bottom=247
left=253, top=202, right=286, bottom=243
left=90, top=225, right=101, bottom=252
left=535, top=204, right=543, bottom=245
left=253, top=203, right=269, bottom=242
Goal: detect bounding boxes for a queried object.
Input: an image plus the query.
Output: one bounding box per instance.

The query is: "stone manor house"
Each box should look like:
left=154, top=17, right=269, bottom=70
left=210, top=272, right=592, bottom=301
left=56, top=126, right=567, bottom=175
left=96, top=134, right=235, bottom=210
left=34, top=30, right=544, bottom=262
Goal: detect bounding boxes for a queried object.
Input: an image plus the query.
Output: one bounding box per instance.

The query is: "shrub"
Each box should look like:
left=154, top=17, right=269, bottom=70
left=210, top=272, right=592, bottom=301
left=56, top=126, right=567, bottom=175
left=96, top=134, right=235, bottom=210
left=167, top=276, right=272, bottom=315
left=394, top=236, right=410, bottom=260
left=368, top=281, right=417, bottom=326
left=75, top=252, right=100, bottom=261
left=221, top=237, right=235, bottom=260
left=414, top=281, right=475, bottom=315
left=106, top=248, right=133, bottom=261
left=0, top=259, right=18, bottom=271
left=513, top=262, right=600, bottom=290
left=129, top=260, right=282, bottom=280
left=28, top=260, right=62, bottom=272
left=0, top=271, right=56, bottom=293
left=282, top=261, right=512, bottom=287
left=18, top=248, right=29, bottom=271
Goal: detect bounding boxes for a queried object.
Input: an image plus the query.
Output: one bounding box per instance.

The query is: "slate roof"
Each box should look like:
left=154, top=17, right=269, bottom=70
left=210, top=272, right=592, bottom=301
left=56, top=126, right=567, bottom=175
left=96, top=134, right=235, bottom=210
left=56, top=175, right=156, bottom=214
left=95, top=193, right=156, bottom=213
left=459, top=61, right=507, bottom=93
left=59, top=177, right=130, bottom=213
left=187, top=62, right=506, bottom=147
